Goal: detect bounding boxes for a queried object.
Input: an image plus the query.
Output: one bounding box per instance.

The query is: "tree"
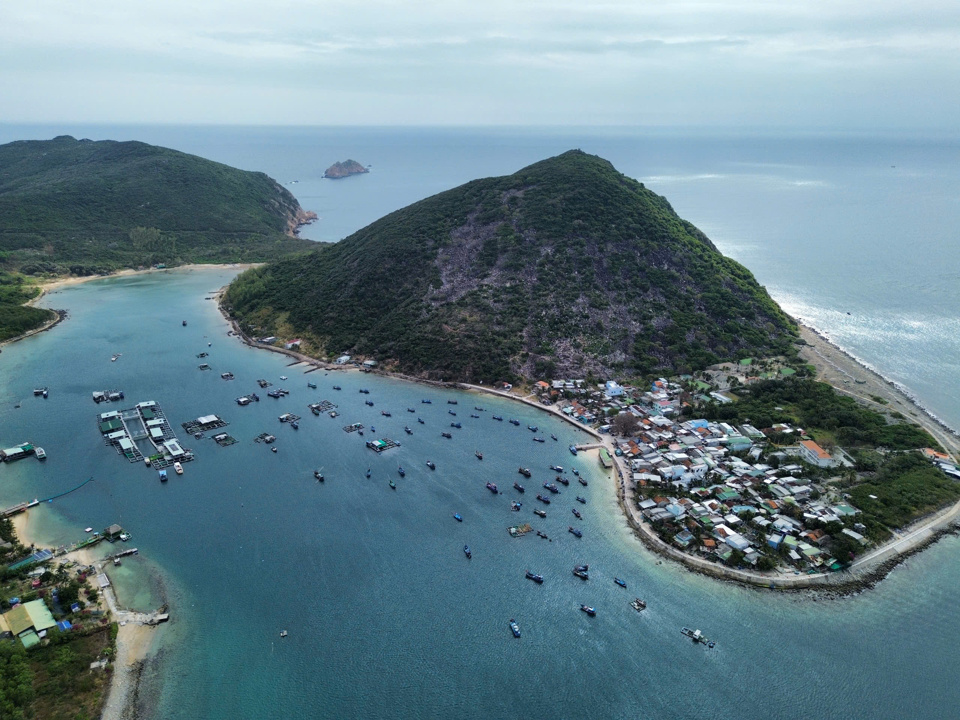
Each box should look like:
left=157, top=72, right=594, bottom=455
left=611, top=412, right=640, bottom=437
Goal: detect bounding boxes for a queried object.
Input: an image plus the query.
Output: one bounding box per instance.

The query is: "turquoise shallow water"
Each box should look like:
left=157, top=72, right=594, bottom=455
left=1, top=268, right=960, bottom=719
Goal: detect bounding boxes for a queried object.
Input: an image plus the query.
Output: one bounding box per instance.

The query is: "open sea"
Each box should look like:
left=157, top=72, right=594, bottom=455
left=1, top=126, right=959, bottom=718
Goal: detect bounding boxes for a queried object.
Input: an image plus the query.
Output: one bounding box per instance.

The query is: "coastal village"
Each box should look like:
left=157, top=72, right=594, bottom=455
left=526, top=363, right=960, bottom=577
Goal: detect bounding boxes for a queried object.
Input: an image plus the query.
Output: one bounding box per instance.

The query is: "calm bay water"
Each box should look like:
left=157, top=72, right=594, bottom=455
left=0, top=126, right=959, bottom=718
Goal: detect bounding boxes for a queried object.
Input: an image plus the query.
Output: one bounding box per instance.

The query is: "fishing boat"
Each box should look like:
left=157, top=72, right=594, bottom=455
left=307, top=381, right=317, bottom=389
left=333, top=385, right=341, bottom=391
left=272, top=446, right=278, bottom=453
left=454, top=513, right=463, bottom=522
left=528, top=425, right=538, bottom=432
left=486, top=482, right=498, bottom=494
left=34, top=447, right=46, bottom=460
left=463, top=545, right=471, bottom=559
left=447, top=400, right=458, bottom=405
left=398, top=466, right=405, bottom=477
left=568, top=527, right=582, bottom=538
left=513, top=482, right=525, bottom=493
left=569, top=445, right=578, bottom=455
left=557, top=476, right=570, bottom=486
left=174, top=462, right=183, bottom=475
left=580, top=605, right=596, bottom=616
left=572, top=508, right=581, bottom=519
left=509, top=619, right=521, bottom=638
left=518, top=467, right=531, bottom=477
left=572, top=468, right=580, bottom=476
left=159, top=469, right=168, bottom=482
left=417, top=418, right=425, bottom=424
left=421, top=399, right=431, bottom=404
left=389, top=479, right=396, bottom=489
left=365, top=400, right=374, bottom=406
left=579, top=477, right=588, bottom=486
left=221, top=372, right=234, bottom=380
left=573, top=569, right=589, bottom=580
left=450, top=422, right=461, bottom=428
left=511, top=501, right=522, bottom=511
left=536, top=494, right=551, bottom=505
left=426, top=460, right=436, bottom=470
left=280, top=375, right=288, bottom=380
left=614, top=578, right=627, bottom=588
left=84, top=527, right=93, bottom=533
left=290, top=421, right=299, bottom=429
left=574, top=564, right=589, bottom=572
left=251, top=393, right=260, bottom=402
left=533, top=437, right=545, bottom=443
left=543, top=482, right=559, bottom=493
left=470, top=414, right=480, bottom=419
left=280, top=630, right=288, bottom=638
left=365, top=469, right=371, bottom=478
left=576, top=496, right=586, bottom=504
left=359, top=389, right=370, bottom=394
left=404, top=426, right=413, bottom=434
left=381, top=410, right=391, bottom=416
left=534, top=509, right=546, bottom=518
left=474, top=406, right=484, bottom=411
left=441, top=432, right=452, bottom=439
left=550, top=465, right=564, bottom=472
left=536, top=531, right=548, bottom=539
left=493, top=415, right=503, bottom=421
left=407, top=408, right=416, bottom=413
left=525, top=571, right=544, bottom=584
left=314, top=470, right=324, bottom=482
left=182, top=320, right=187, bottom=326
left=681, top=627, right=713, bottom=647
left=475, top=450, right=483, bottom=460
left=550, top=434, right=558, bottom=441
left=509, top=419, right=520, bottom=426
left=631, top=598, right=646, bottom=612
left=448, top=410, right=457, bottom=416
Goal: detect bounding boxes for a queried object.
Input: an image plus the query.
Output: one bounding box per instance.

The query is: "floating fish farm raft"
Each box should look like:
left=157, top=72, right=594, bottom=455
left=343, top=423, right=365, bottom=433
left=309, top=400, right=337, bottom=414
left=212, top=432, right=238, bottom=447
left=97, top=400, right=193, bottom=469
left=182, top=414, right=228, bottom=435
left=365, top=438, right=401, bottom=453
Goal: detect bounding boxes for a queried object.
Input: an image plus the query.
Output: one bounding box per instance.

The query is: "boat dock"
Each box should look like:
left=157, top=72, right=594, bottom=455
left=343, top=423, right=365, bottom=433
left=366, top=438, right=401, bottom=453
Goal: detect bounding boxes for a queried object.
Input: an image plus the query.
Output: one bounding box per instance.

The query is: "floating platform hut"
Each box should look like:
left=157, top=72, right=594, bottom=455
left=182, top=414, right=228, bottom=434
left=366, top=438, right=401, bottom=453
left=213, top=432, right=238, bottom=447
left=343, top=423, right=365, bottom=433
left=309, top=400, right=337, bottom=414
left=508, top=524, right=533, bottom=538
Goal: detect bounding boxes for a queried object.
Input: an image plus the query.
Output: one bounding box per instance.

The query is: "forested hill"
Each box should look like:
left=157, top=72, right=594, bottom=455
left=0, top=136, right=316, bottom=274
left=224, top=150, right=797, bottom=382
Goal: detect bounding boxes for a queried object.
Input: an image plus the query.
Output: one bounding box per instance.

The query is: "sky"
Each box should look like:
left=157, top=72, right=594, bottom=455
left=1, top=0, right=958, bottom=130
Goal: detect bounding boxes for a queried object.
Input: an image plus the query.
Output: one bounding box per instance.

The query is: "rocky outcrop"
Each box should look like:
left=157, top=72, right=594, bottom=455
left=323, top=160, right=369, bottom=179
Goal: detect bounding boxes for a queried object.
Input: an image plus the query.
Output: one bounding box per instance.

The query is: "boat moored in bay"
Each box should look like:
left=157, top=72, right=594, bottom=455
left=580, top=605, right=596, bottom=616
left=525, top=571, right=544, bottom=584
left=509, top=619, right=520, bottom=638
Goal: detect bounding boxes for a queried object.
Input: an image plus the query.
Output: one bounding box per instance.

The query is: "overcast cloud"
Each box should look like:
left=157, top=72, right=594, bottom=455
left=1, top=0, right=957, bottom=129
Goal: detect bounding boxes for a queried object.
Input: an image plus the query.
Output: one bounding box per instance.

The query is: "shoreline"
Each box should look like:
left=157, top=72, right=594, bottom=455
left=6, top=480, right=164, bottom=720
left=217, top=294, right=960, bottom=593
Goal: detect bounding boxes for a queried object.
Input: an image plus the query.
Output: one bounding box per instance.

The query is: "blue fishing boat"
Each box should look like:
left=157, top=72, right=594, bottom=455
left=509, top=419, right=520, bottom=426
left=528, top=425, right=538, bottom=432
left=464, top=545, right=472, bottom=559
left=454, top=513, right=463, bottom=522
left=307, top=381, right=317, bottom=389
left=421, top=399, right=432, bottom=404
left=614, top=578, right=627, bottom=588
left=418, top=418, right=425, bottom=424
left=509, top=619, right=520, bottom=638
left=580, top=605, right=596, bottom=616
left=569, top=445, right=578, bottom=455
left=398, top=466, right=405, bottom=477
left=576, top=496, right=586, bottom=504
left=568, top=526, right=582, bottom=538
left=492, top=415, right=503, bottom=421
left=525, top=571, right=544, bottom=584
left=158, top=469, right=168, bottom=482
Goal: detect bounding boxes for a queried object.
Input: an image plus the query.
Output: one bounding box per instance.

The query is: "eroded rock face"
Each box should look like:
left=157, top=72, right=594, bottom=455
left=323, top=160, right=369, bottom=179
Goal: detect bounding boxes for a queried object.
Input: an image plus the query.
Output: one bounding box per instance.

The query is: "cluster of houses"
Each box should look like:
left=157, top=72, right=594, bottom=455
left=550, top=377, right=876, bottom=571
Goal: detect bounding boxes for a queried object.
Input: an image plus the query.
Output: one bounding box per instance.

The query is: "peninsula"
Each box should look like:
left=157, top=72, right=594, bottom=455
left=323, top=159, right=369, bottom=179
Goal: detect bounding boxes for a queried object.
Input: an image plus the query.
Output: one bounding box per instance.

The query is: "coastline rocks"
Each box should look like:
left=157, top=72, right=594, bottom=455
left=323, top=159, right=369, bottom=179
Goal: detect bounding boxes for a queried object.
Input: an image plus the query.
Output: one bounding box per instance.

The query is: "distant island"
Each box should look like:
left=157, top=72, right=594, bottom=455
left=323, top=159, right=369, bottom=179
left=0, top=135, right=318, bottom=341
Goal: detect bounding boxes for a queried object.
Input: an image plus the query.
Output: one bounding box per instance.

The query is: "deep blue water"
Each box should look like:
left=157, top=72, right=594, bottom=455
left=0, top=126, right=959, bottom=718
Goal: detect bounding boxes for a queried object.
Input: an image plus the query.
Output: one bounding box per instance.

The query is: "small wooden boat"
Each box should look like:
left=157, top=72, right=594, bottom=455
left=426, top=460, right=436, bottom=470
left=580, top=605, right=596, bottom=616
left=475, top=450, right=483, bottom=460
left=509, top=619, right=520, bottom=638
left=534, top=509, right=546, bottom=518
left=464, top=545, right=471, bottom=559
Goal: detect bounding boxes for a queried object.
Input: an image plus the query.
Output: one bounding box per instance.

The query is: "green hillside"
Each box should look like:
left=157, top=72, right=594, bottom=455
left=0, top=135, right=315, bottom=275
left=225, top=150, right=797, bottom=382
